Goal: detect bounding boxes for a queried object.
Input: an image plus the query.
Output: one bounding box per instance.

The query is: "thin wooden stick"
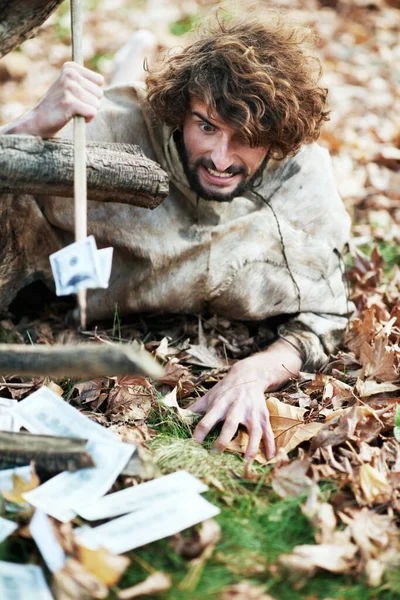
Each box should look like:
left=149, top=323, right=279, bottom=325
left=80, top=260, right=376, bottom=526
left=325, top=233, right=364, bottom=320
left=71, top=0, right=87, bottom=330
left=0, top=344, right=164, bottom=378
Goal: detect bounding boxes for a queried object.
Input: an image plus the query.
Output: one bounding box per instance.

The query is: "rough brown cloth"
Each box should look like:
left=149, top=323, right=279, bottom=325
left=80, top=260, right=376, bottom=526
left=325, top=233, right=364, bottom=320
left=0, top=83, right=353, bottom=369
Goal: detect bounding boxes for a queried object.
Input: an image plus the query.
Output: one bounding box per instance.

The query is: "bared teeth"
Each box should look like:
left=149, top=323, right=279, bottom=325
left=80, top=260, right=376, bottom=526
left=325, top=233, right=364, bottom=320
left=206, top=166, right=233, bottom=178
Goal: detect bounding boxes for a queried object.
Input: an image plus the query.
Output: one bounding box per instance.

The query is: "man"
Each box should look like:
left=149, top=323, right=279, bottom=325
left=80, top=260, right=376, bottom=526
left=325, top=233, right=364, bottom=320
left=0, top=14, right=352, bottom=460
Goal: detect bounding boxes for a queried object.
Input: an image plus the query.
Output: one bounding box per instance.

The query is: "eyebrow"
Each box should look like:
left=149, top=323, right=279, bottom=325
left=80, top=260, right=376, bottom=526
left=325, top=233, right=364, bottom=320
left=192, top=111, right=217, bottom=128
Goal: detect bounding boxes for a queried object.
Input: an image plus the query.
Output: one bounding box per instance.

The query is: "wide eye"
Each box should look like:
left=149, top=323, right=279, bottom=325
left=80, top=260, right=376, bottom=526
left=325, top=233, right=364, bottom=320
left=200, top=122, right=216, bottom=133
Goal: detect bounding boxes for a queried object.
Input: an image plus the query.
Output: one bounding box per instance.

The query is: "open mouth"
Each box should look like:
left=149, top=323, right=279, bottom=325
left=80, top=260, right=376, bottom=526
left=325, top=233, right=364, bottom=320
left=200, top=165, right=240, bottom=186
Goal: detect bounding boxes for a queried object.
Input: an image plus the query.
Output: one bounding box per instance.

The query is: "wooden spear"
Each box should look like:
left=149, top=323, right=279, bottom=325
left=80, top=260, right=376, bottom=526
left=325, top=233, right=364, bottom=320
left=71, top=0, right=88, bottom=330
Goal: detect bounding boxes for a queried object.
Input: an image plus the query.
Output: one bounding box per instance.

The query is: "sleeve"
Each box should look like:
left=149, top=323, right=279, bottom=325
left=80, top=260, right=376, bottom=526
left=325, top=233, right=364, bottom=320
left=260, top=143, right=355, bottom=372
left=277, top=310, right=353, bottom=372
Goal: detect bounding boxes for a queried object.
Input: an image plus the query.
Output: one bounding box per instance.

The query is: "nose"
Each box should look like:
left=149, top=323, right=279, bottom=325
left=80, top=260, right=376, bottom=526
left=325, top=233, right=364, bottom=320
left=210, top=136, right=235, bottom=172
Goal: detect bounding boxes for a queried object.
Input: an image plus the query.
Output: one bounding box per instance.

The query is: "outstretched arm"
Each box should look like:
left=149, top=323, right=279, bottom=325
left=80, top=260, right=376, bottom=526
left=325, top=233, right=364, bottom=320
left=0, top=62, right=104, bottom=137
left=191, top=336, right=302, bottom=460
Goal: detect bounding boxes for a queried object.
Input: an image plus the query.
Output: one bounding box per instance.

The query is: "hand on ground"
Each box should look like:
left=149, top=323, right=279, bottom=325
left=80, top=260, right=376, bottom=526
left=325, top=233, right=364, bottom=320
left=190, top=360, right=276, bottom=461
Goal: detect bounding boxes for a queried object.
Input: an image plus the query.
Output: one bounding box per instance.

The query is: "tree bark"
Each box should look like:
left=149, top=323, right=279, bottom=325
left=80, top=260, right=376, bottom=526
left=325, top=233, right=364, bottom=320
left=0, top=0, right=65, bottom=58
left=0, top=135, right=169, bottom=208
left=0, top=344, right=164, bottom=378
left=0, top=431, right=95, bottom=473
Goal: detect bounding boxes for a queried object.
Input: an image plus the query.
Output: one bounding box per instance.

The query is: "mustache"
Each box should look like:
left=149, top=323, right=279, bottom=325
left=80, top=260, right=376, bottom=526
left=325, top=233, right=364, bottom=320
left=194, top=158, right=248, bottom=177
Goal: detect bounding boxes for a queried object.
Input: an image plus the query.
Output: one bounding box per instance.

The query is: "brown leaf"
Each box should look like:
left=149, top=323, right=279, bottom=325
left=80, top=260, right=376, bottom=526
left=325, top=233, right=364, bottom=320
left=267, top=397, right=324, bottom=455
left=157, top=358, right=190, bottom=388
left=345, top=309, right=377, bottom=355
left=76, top=544, right=130, bottom=587
left=107, top=385, right=152, bottom=422
left=1, top=466, right=40, bottom=504
left=359, top=335, right=399, bottom=382
left=272, top=458, right=312, bottom=499
left=46, top=381, right=64, bottom=397
left=159, top=387, right=197, bottom=424
left=358, top=464, right=392, bottom=505
left=109, top=423, right=156, bottom=445
left=355, top=378, right=400, bottom=397
left=170, top=519, right=221, bottom=559
left=279, top=542, right=358, bottom=576
left=117, top=572, right=171, bottom=599
left=219, top=581, right=276, bottom=600
left=73, top=379, right=106, bottom=405
left=54, top=558, right=108, bottom=599
left=227, top=398, right=323, bottom=462
left=312, top=405, right=383, bottom=449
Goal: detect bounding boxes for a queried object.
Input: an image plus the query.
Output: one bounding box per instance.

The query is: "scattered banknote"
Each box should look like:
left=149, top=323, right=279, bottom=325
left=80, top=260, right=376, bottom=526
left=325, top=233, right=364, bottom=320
left=75, top=491, right=220, bottom=554
left=10, top=386, right=117, bottom=442
left=0, top=399, right=19, bottom=432
left=24, top=438, right=134, bottom=523
left=74, top=470, right=208, bottom=521
left=0, top=516, right=18, bottom=543
left=0, top=561, right=53, bottom=600
left=30, top=510, right=66, bottom=573
left=49, top=235, right=113, bottom=296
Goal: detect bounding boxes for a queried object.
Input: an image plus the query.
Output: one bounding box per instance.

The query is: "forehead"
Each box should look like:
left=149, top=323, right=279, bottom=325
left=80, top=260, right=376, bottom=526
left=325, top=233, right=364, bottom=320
left=189, top=97, right=230, bottom=128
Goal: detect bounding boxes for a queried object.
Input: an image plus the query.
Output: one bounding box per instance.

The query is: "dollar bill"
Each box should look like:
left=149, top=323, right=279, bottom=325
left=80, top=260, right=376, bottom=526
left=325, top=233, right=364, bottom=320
left=23, top=438, right=134, bottom=523
left=10, top=386, right=117, bottom=442
left=30, top=510, right=66, bottom=573
left=49, top=235, right=113, bottom=296
left=74, top=470, right=208, bottom=521
left=0, top=399, right=19, bottom=432
left=75, top=491, right=220, bottom=554
left=0, top=561, right=53, bottom=600
left=0, top=517, right=18, bottom=543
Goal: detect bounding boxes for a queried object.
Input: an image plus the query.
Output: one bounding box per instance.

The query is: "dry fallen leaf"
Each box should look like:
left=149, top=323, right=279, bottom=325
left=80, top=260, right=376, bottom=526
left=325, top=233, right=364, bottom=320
left=47, top=381, right=64, bottom=397
left=359, top=335, right=399, bottom=382
left=1, top=466, right=40, bottom=505
left=267, top=397, right=324, bottom=455
left=272, top=458, right=312, bottom=499
left=76, top=544, right=130, bottom=587
left=54, top=558, right=108, bottom=599
left=227, top=397, right=323, bottom=463
left=117, top=572, right=171, bottom=599
left=159, top=387, right=198, bottom=424
left=279, top=542, right=358, bottom=576
left=358, top=463, right=392, bottom=505
left=219, top=581, right=277, bottom=600
left=157, top=358, right=190, bottom=388
left=170, top=519, right=221, bottom=559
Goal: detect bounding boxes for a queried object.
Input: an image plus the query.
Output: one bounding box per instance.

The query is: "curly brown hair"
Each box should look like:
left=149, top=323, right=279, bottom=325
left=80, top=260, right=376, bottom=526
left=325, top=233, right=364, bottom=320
left=145, top=11, right=329, bottom=160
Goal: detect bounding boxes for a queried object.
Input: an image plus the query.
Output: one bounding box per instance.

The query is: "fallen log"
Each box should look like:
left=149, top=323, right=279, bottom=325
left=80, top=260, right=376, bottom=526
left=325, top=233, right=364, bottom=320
left=0, top=431, right=94, bottom=473
left=0, top=136, right=169, bottom=209
left=0, top=344, right=163, bottom=378
left=0, top=0, right=65, bottom=59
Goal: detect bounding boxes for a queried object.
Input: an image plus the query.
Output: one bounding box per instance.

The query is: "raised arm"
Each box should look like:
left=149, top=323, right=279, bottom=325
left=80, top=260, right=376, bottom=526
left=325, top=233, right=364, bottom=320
left=0, top=62, right=104, bottom=137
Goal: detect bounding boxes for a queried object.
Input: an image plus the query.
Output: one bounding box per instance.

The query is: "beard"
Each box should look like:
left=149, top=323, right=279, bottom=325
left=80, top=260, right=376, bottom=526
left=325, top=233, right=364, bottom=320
left=175, top=131, right=268, bottom=202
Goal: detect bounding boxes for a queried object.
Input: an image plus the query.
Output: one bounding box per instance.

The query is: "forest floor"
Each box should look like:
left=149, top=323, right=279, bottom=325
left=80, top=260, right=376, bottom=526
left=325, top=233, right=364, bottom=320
left=0, top=0, right=400, bottom=599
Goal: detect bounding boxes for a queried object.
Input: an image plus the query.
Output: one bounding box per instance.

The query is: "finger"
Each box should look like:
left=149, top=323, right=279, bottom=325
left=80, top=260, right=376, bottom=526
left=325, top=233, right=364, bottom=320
left=193, top=405, right=223, bottom=443
left=190, top=391, right=212, bottom=414
left=262, top=417, right=276, bottom=460
left=190, top=397, right=208, bottom=414
left=213, top=413, right=240, bottom=452
left=78, top=74, right=104, bottom=100
left=244, top=425, right=262, bottom=461
left=62, top=62, right=104, bottom=86
left=63, top=95, right=100, bottom=121
left=65, top=82, right=102, bottom=109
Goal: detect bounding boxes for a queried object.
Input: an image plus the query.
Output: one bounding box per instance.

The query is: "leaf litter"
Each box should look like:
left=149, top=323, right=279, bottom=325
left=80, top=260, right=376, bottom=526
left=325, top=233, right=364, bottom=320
left=0, top=0, right=400, bottom=596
